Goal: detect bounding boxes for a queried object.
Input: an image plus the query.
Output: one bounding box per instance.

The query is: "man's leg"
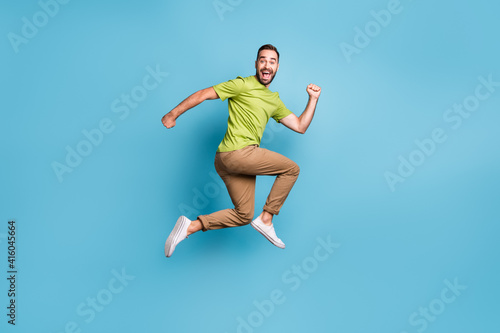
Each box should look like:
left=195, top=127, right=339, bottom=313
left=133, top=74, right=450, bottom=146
left=187, top=219, right=202, bottom=235
left=258, top=210, right=274, bottom=226
left=192, top=145, right=298, bottom=232
left=165, top=148, right=258, bottom=257
left=165, top=145, right=299, bottom=256
left=233, top=146, right=299, bottom=248
left=197, top=145, right=299, bottom=247
left=234, top=146, right=300, bottom=218
left=197, top=151, right=256, bottom=230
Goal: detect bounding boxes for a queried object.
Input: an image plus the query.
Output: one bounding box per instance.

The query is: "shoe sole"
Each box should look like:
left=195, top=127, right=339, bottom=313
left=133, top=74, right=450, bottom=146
left=251, top=221, right=285, bottom=249
left=165, top=216, right=189, bottom=257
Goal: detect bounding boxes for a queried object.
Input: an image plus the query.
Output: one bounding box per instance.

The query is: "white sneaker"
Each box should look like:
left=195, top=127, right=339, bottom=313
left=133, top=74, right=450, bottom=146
left=251, top=217, right=285, bottom=249
left=165, top=216, right=191, bottom=257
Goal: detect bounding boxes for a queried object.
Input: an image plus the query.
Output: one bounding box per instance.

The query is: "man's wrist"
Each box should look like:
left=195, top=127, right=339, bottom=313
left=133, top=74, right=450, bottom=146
left=169, top=109, right=180, bottom=118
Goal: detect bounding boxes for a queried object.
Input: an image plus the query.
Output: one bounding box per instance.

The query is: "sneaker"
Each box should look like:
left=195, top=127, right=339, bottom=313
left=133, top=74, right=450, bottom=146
left=251, top=217, right=285, bottom=249
left=165, top=216, right=191, bottom=257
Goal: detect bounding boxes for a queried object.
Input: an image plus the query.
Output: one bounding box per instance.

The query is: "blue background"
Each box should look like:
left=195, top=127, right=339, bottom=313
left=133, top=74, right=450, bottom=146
left=1, top=0, right=499, bottom=332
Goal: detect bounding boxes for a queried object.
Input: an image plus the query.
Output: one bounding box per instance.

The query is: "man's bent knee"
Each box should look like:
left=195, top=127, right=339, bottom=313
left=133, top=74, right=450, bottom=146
left=235, top=209, right=254, bottom=225
left=289, top=162, right=300, bottom=177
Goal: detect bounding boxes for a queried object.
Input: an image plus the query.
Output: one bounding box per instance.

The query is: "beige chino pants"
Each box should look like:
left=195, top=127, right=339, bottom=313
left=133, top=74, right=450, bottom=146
left=198, top=145, right=300, bottom=231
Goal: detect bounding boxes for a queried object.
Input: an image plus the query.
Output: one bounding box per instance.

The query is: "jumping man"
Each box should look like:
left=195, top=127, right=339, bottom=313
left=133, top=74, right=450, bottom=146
left=162, top=44, right=321, bottom=257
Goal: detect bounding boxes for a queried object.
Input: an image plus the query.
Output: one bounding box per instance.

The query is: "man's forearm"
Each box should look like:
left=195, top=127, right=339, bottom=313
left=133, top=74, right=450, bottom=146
left=170, top=90, right=206, bottom=118
left=297, top=97, right=319, bottom=133
left=162, top=87, right=218, bottom=129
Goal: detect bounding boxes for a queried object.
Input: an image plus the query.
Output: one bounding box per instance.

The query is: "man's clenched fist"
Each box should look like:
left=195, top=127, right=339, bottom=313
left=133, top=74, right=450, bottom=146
left=306, top=84, right=321, bottom=99
left=162, top=112, right=176, bottom=129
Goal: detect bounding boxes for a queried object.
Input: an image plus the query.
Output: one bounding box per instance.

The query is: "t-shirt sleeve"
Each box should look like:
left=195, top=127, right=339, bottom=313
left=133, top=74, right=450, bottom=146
left=271, top=97, right=293, bottom=123
left=213, top=76, right=247, bottom=101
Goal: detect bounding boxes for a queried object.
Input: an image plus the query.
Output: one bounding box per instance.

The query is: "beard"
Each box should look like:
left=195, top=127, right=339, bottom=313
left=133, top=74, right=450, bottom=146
left=255, top=68, right=276, bottom=86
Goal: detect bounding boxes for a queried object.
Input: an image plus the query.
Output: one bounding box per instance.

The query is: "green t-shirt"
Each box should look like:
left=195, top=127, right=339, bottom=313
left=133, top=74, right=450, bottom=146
left=213, top=75, right=292, bottom=152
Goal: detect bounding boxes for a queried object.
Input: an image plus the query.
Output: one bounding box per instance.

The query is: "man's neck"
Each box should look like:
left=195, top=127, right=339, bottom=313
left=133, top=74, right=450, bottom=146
left=254, top=75, right=271, bottom=88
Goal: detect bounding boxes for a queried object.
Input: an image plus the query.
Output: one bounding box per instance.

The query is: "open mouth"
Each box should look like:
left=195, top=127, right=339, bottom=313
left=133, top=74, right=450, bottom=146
left=261, top=70, right=272, bottom=80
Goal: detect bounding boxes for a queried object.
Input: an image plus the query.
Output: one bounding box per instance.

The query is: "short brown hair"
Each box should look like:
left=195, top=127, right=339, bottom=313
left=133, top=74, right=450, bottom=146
left=257, top=44, right=280, bottom=62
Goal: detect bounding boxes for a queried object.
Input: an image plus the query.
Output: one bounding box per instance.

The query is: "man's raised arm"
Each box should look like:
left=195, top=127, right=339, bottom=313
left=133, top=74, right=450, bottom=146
left=279, top=84, right=321, bottom=134
left=161, top=87, right=219, bottom=129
